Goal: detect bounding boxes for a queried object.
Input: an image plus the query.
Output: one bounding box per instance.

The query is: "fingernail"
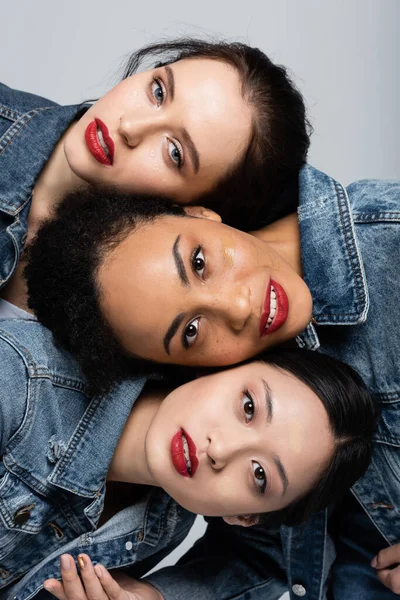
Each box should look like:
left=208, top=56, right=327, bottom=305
left=61, top=554, right=71, bottom=570
left=371, top=556, right=377, bottom=568
left=94, top=564, right=103, bottom=578
left=43, top=582, right=54, bottom=592
left=77, top=555, right=86, bottom=570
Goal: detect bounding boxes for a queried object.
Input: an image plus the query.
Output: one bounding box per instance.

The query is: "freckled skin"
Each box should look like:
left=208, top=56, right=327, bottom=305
left=62, top=58, right=253, bottom=203
left=98, top=214, right=312, bottom=367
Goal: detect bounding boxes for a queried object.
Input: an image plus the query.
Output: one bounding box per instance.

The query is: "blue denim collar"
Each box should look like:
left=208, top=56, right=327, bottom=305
left=0, top=102, right=88, bottom=215
left=296, top=166, right=369, bottom=350
left=45, top=376, right=149, bottom=498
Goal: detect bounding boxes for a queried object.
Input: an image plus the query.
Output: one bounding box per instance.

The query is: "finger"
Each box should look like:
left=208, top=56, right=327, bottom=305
left=373, top=545, right=400, bottom=569
left=78, top=555, right=107, bottom=600
left=377, top=565, right=400, bottom=595
left=43, top=579, right=68, bottom=600
left=59, top=554, right=86, bottom=599
left=94, top=565, right=128, bottom=600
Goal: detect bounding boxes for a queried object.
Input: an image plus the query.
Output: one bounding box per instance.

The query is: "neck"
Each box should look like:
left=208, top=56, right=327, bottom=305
left=251, top=213, right=303, bottom=276
left=28, top=124, right=87, bottom=242
left=107, top=387, right=166, bottom=486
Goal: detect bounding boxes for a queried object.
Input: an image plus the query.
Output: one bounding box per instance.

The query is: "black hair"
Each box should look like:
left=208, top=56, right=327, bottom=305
left=253, top=348, right=378, bottom=527
left=121, top=38, right=311, bottom=230
left=25, top=186, right=187, bottom=397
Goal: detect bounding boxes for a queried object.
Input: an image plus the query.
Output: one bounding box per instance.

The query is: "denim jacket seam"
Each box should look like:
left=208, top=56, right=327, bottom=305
left=48, top=395, right=106, bottom=495
left=1, top=193, right=31, bottom=217
left=0, top=328, right=87, bottom=391
left=353, top=211, right=400, bottom=223
left=374, top=392, right=400, bottom=403
left=0, top=103, right=21, bottom=122
left=334, top=180, right=368, bottom=318
left=0, top=106, right=53, bottom=156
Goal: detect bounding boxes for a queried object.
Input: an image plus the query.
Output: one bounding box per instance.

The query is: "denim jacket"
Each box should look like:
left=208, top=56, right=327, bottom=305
left=0, top=82, right=87, bottom=290
left=0, top=320, right=195, bottom=599
left=1, top=85, right=399, bottom=600
left=144, top=167, right=400, bottom=600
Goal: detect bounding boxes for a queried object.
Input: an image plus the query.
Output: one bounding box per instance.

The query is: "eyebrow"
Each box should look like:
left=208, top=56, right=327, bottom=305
left=163, top=235, right=190, bottom=355
left=165, top=65, right=200, bottom=174
left=163, top=312, right=185, bottom=355
left=274, top=454, right=289, bottom=497
left=263, top=379, right=274, bottom=424
left=262, top=379, right=289, bottom=496
left=165, top=65, right=175, bottom=100
left=173, top=235, right=189, bottom=286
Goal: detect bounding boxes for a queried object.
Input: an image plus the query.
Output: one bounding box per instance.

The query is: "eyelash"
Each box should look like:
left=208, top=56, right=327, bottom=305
left=242, top=390, right=255, bottom=423
left=241, top=391, right=268, bottom=495
left=151, top=76, right=183, bottom=170
left=181, top=247, right=206, bottom=349
left=253, top=462, right=267, bottom=495
left=151, top=76, right=166, bottom=106
left=191, top=246, right=206, bottom=279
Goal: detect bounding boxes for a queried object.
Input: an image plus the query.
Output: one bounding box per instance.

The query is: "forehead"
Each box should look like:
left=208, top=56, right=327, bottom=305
left=168, top=58, right=252, bottom=162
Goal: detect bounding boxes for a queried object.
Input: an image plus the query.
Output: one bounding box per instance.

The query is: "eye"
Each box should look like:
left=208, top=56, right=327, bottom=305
left=252, top=461, right=267, bottom=494
left=191, top=247, right=205, bottom=278
left=241, top=391, right=255, bottom=423
left=151, top=77, right=165, bottom=106
left=167, top=138, right=183, bottom=168
left=183, top=317, right=200, bottom=348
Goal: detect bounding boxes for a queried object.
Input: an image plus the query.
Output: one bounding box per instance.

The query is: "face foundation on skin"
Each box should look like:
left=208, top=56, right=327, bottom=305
left=221, top=234, right=235, bottom=267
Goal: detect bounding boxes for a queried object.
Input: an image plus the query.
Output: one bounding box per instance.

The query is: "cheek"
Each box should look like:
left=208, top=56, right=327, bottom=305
left=199, top=335, right=256, bottom=366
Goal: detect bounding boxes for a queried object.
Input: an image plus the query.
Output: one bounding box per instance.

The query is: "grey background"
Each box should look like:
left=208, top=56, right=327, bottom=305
left=2, top=0, right=399, bottom=594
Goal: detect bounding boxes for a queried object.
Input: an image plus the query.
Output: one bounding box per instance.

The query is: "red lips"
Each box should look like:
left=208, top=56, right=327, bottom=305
left=259, top=278, right=289, bottom=337
left=85, top=118, right=115, bottom=166
left=171, top=429, right=199, bottom=478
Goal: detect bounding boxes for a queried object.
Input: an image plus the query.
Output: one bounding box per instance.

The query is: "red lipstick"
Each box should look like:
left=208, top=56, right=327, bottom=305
left=85, top=118, right=115, bottom=166
left=259, top=278, right=289, bottom=337
left=171, top=429, right=199, bottom=478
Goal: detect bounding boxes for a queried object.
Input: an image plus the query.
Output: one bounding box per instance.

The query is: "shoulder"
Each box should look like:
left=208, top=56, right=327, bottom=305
left=0, top=82, right=58, bottom=121
left=0, top=319, right=88, bottom=389
left=0, top=319, right=91, bottom=455
left=347, top=179, right=400, bottom=219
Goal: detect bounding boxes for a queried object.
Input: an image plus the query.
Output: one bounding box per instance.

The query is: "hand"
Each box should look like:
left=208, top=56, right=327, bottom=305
left=44, top=553, right=164, bottom=600
left=372, top=544, right=400, bottom=594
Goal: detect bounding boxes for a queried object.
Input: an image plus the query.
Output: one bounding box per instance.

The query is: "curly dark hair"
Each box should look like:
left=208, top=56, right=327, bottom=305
left=25, top=187, right=187, bottom=397
left=120, top=38, right=311, bottom=230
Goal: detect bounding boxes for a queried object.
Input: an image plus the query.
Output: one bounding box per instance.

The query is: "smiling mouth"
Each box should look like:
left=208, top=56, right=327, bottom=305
left=171, top=429, right=199, bottom=478
left=84, top=118, right=115, bottom=166
left=260, top=279, right=289, bottom=337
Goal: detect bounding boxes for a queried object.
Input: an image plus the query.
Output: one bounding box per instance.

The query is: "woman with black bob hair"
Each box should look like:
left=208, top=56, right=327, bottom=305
left=0, top=307, right=377, bottom=598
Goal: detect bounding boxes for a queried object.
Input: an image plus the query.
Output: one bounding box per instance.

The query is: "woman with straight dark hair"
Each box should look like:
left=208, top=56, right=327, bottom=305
left=0, top=36, right=310, bottom=318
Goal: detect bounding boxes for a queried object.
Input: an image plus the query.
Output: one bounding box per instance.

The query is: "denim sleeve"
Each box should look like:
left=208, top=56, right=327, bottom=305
left=0, top=333, right=29, bottom=454
left=144, top=518, right=287, bottom=600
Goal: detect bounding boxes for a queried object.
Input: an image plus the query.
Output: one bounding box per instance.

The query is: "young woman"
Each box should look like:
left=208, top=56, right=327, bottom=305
left=23, top=169, right=400, bottom=599
left=0, top=313, right=376, bottom=598
left=0, top=37, right=310, bottom=318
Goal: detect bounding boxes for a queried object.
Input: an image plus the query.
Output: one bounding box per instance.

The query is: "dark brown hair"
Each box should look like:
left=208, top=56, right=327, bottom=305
left=122, top=38, right=312, bottom=230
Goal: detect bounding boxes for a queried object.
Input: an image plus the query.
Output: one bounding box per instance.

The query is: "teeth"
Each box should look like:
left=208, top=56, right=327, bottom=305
left=97, top=127, right=109, bottom=157
left=265, top=285, right=277, bottom=331
left=182, top=433, right=192, bottom=474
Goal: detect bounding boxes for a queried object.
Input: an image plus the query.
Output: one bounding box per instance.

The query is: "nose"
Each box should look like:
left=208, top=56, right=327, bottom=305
left=207, top=430, right=246, bottom=470
left=213, top=283, right=252, bottom=332
left=118, top=113, right=160, bottom=148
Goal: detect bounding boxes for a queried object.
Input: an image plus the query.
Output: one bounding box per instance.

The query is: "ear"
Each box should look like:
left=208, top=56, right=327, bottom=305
left=223, top=514, right=260, bottom=527
left=183, top=205, right=222, bottom=223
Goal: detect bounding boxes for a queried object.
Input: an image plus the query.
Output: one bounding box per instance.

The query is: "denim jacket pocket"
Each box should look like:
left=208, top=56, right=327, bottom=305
left=0, top=470, right=69, bottom=587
